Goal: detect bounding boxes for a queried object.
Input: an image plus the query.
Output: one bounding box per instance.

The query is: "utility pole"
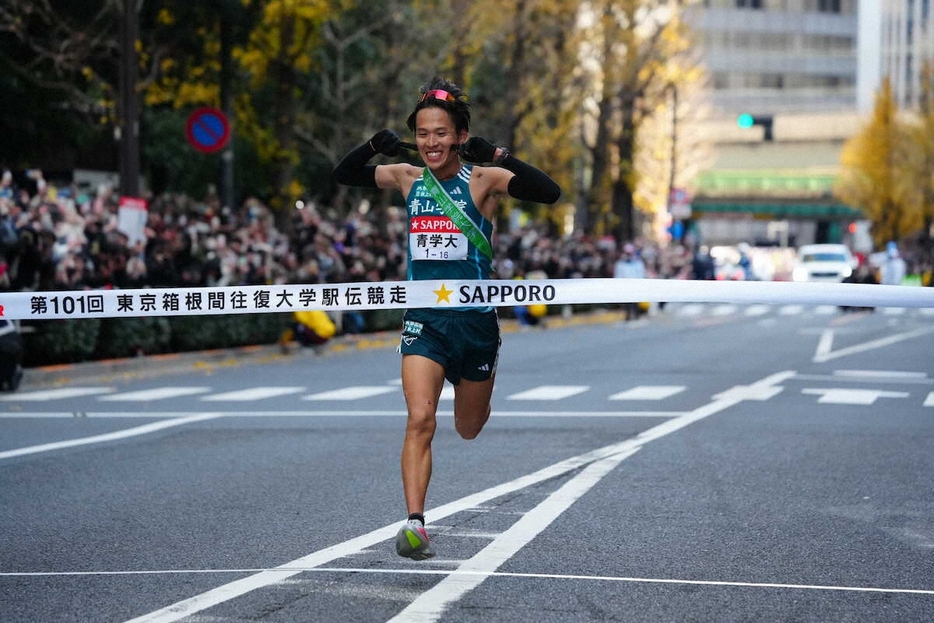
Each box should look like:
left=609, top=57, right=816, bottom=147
left=219, top=1, right=236, bottom=210
left=668, top=85, right=677, bottom=214
left=118, top=0, right=140, bottom=197
left=667, top=85, right=681, bottom=241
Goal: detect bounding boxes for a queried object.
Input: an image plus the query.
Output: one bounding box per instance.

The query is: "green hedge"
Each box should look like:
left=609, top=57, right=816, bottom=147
left=23, top=318, right=101, bottom=366
left=22, top=309, right=405, bottom=367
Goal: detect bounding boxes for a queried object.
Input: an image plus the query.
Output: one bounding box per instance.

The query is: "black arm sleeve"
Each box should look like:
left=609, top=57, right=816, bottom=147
left=502, top=155, right=561, bottom=204
left=332, top=142, right=378, bottom=188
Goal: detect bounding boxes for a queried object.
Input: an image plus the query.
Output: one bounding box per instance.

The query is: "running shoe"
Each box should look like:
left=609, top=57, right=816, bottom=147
left=395, top=519, right=436, bottom=560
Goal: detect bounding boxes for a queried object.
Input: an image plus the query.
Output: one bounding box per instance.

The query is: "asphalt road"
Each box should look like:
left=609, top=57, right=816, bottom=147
left=2, top=302, right=933, bottom=622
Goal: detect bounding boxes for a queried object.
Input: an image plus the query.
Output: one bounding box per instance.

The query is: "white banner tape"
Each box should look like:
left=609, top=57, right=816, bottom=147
left=0, top=278, right=932, bottom=321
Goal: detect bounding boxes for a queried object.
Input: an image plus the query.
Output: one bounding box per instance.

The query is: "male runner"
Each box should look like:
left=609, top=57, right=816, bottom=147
left=333, top=76, right=560, bottom=559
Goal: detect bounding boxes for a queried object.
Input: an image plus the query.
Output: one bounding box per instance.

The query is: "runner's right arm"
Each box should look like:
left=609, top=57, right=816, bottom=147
left=332, top=130, right=403, bottom=189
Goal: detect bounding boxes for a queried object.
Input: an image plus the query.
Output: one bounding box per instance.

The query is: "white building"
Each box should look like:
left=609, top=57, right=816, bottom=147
left=860, top=0, right=934, bottom=111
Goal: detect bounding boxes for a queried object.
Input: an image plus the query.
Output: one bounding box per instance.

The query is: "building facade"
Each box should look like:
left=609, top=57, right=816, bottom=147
left=683, top=0, right=865, bottom=248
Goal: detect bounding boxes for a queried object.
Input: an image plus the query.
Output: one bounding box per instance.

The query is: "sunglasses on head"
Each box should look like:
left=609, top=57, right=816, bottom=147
left=418, top=89, right=457, bottom=103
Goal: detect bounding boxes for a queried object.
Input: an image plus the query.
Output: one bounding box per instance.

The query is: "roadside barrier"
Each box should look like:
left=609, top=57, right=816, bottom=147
left=1, top=278, right=932, bottom=321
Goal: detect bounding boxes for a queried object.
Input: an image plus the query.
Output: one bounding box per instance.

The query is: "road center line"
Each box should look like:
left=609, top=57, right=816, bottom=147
left=388, top=448, right=640, bottom=622
left=0, top=410, right=687, bottom=419
left=122, top=371, right=793, bottom=623
left=0, top=413, right=226, bottom=460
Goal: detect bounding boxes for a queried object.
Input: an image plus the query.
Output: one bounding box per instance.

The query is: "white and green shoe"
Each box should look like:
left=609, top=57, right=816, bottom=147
left=395, top=519, right=436, bottom=560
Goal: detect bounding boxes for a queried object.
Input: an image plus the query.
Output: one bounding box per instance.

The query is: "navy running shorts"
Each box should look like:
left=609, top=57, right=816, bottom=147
left=399, top=308, right=500, bottom=385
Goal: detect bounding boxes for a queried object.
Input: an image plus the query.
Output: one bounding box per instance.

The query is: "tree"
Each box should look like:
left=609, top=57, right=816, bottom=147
left=0, top=0, right=118, bottom=169
left=836, top=78, right=922, bottom=247
left=901, top=62, right=934, bottom=263
left=577, top=0, right=696, bottom=241
left=234, top=0, right=333, bottom=212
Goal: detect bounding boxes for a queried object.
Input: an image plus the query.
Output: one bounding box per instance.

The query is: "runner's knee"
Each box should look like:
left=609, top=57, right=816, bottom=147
left=406, top=408, right=437, bottom=439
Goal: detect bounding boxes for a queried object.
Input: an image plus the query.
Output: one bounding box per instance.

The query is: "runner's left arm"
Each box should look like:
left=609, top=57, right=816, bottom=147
left=459, top=137, right=561, bottom=204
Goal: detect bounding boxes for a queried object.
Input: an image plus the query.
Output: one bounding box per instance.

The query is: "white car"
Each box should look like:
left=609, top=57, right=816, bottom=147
left=792, top=244, right=857, bottom=283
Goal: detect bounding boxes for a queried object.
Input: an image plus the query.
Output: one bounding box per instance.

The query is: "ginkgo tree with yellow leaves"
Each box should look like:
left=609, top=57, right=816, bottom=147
left=234, top=0, right=336, bottom=210
left=836, top=78, right=923, bottom=248
left=899, top=63, right=934, bottom=261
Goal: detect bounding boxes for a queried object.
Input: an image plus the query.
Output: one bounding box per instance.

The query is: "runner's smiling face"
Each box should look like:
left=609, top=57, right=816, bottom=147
left=415, top=107, right=467, bottom=179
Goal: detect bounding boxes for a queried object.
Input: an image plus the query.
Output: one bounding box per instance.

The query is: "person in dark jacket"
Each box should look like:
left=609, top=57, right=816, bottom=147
left=0, top=318, right=24, bottom=391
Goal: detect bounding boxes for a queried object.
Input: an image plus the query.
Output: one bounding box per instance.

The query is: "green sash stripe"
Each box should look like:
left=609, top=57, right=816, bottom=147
left=422, top=168, right=493, bottom=259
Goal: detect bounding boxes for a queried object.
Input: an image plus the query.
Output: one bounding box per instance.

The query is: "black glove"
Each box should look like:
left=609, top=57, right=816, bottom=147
left=458, top=137, right=503, bottom=164
left=368, top=130, right=401, bottom=157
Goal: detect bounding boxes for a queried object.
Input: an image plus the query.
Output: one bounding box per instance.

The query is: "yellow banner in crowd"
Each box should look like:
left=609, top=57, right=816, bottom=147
left=0, top=279, right=933, bottom=321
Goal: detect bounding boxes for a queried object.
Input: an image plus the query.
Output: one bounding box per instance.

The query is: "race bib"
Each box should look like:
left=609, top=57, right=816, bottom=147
left=410, top=216, right=468, bottom=261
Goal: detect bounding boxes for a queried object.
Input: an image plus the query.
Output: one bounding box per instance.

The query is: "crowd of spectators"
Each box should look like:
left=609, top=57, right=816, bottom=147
left=0, top=170, right=694, bottom=300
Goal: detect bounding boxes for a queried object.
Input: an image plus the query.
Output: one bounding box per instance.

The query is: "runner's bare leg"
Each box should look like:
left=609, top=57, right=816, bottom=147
left=453, top=377, right=494, bottom=439
left=401, top=354, right=446, bottom=515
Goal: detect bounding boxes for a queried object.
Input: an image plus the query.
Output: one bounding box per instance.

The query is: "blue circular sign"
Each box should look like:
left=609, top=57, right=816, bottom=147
left=186, top=107, right=230, bottom=154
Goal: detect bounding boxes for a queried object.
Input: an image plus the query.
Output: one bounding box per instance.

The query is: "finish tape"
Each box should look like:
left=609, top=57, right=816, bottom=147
left=0, top=278, right=932, bottom=321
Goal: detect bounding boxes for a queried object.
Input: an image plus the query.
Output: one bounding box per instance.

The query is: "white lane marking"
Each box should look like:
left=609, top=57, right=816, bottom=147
left=0, top=413, right=225, bottom=460
left=506, top=386, right=589, bottom=400
left=778, top=305, right=804, bottom=315
left=8, top=567, right=934, bottom=596
left=0, top=387, right=114, bottom=401
left=709, top=371, right=794, bottom=403
left=812, top=326, right=934, bottom=363
left=921, top=308, right=934, bottom=317
left=609, top=386, right=686, bottom=400
left=99, top=388, right=211, bottom=402
left=122, top=371, right=788, bottom=623
left=678, top=304, right=704, bottom=316
left=439, top=386, right=455, bottom=401
left=710, top=304, right=737, bottom=316
left=882, top=307, right=907, bottom=315
left=924, top=392, right=934, bottom=407
left=744, top=305, right=770, bottom=316
left=802, top=388, right=910, bottom=405
left=0, top=410, right=686, bottom=419
left=0, top=412, right=195, bottom=419
left=388, top=448, right=639, bottom=623
left=302, top=386, right=398, bottom=400
left=813, top=329, right=834, bottom=363
left=794, top=374, right=934, bottom=386
left=833, top=370, right=927, bottom=380
left=815, top=305, right=837, bottom=315
left=200, top=387, right=305, bottom=402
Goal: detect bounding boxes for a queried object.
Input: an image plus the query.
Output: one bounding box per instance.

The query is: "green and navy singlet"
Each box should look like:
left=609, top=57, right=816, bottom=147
left=405, top=165, right=493, bottom=283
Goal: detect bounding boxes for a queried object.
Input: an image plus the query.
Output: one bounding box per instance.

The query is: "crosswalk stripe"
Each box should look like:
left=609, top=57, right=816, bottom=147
left=678, top=304, right=705, bottom=316
left=925, top=392, right=934, bottom=407
left=99, top=388, right=211, bottom=401
left=302, top=386, right=398, bottom=401
left=744, top=305, right=771, bottom=316
left=815, top=305, right=837, bottom=314
left=801, top=388, right=910, bottom=405
left=0, top=387, right=114, bottom=401
left=201, top=387, right=306, bottom=402
left=507, top=386, right=589, bottom=401
left=609, top=386, right=686, bottom=400
left=778, top=305, right=804, bottom=315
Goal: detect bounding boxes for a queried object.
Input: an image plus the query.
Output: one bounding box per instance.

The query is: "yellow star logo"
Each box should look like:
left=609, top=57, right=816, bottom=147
left=434, top=283, right=453, bottom=304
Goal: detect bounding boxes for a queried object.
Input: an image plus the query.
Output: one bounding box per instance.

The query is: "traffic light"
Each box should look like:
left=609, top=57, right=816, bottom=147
left=736, top=114, right=773, bottom=141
